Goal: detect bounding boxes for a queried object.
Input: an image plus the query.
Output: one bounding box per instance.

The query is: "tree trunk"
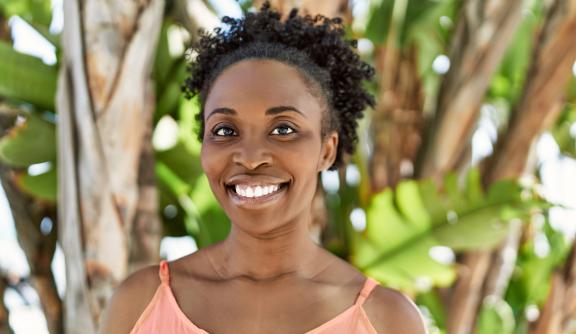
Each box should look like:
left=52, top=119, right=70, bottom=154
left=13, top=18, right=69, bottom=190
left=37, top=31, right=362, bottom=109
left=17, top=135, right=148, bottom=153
left=129, top=89, right=161, bottom=273
left=412, top=2, right=524, bottom=333
left=483, top=0, right=576, bottom=184
left=534, top=241, right=576, bottom=333
left=369, top=44, right=424, bottom=193
left=562, top=242, right=576, bottom=332
left=447, top=251, right=493, bottom=334
left=417, top=0, right=524, bottom=183
left=532, top=271, right=565, bottom=334
left=0, top=272, right=12, bottom=334
left=0, top=108, right=62, bottom=334
left=486, top=0, right=576, bottom=330
left=172, top=0, right=219, bottom=42
left=57, top=0, right=164, bottom=331
left=253, top=0, right=351, bottom=21
left=0, top=11, right=11, bottom=43
left=368, top=0, right=425, bottom=193
left=446, top=0, right=576, bottom=332
left=0, top=166, right=62, bottom=334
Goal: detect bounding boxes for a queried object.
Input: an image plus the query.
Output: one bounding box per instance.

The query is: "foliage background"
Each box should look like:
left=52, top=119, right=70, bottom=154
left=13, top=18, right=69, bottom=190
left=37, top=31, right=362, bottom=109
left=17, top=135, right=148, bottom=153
left=0, top=0, right=575, bottom=333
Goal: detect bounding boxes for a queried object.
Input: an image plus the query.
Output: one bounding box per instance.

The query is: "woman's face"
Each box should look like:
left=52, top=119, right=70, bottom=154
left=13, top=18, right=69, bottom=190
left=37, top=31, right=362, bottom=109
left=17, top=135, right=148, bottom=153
left=201, top=59, right=337, bottom=234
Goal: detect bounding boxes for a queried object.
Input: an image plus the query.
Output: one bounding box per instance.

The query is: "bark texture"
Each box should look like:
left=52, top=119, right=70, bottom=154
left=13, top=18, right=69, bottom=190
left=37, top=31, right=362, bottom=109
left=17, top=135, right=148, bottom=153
left=417, top=0, right=524, bottom=183
left=172, top=0, right=219, bottom=42
left=483, top=0, right=576, bottom=184
left=0, top=272, right=12, bottom=334
left=533, top=242, right=576, bottom=333
left=0, top=169, right=62, bottom=334
left=253, top=0, right=351, bottom=21
left=369, top=44, right=424, bottom=192
left=129, top=85, right=161, bottom=273
left=415, top=2, right=524, bottom=333
left=486, top=0, right=576, bottom=331
left=0, top=110, right=62, bottom=334
left=447, top=0, right=576, bottom=332
left=57, top=0, right=164, bottom=330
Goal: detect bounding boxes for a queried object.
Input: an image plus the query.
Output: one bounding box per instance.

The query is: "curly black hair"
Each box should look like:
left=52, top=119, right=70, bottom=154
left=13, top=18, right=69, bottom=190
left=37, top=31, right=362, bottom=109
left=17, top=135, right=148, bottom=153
left=182, top=2, right=375, bottom=170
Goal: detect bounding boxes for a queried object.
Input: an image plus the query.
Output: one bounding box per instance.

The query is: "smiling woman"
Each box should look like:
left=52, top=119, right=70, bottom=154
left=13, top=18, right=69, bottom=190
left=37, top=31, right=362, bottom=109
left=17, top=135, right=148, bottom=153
left=98, top=2, right=427, bottom=334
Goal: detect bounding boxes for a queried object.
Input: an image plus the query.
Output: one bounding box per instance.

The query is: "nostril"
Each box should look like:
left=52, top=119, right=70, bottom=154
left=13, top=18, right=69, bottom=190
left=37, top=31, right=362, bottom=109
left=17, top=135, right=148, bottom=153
left=231, top=151, right=273, bottom=170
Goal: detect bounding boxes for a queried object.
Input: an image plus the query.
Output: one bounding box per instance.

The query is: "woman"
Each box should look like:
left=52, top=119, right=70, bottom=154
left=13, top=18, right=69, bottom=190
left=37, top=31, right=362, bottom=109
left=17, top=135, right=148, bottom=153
left=100, top=3, right=427, bottom=333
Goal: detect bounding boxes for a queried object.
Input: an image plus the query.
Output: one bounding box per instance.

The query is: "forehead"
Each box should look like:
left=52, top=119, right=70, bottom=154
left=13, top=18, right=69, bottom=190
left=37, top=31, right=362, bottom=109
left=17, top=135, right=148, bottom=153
left=204, top=59, right=323, bottom=114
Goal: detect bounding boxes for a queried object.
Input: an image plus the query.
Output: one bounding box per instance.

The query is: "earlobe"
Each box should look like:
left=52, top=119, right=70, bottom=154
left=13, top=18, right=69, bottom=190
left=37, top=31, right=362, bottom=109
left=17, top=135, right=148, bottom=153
left=318, top=132, right=338, bottom=171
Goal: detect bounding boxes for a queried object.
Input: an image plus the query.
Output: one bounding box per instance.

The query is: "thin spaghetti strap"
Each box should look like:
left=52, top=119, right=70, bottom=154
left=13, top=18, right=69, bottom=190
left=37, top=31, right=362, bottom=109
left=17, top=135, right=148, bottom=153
left=159, top=260, right=170, bottom=284
left=355, top=277, right=379, bottom=306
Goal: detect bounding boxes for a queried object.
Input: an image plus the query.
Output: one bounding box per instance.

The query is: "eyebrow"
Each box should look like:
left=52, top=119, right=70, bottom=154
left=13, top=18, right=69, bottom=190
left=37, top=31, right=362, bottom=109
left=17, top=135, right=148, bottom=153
left=206, top=106, right=306, bottom=120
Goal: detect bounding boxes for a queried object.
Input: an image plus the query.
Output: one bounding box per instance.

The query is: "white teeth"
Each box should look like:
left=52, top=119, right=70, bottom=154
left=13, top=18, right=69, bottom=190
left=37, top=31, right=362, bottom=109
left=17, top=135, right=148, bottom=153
left=262, top=186, right=270, bottom=196
left=233, top=184, right=282, bottom=198
left=254, top=186, right=263, bottom=197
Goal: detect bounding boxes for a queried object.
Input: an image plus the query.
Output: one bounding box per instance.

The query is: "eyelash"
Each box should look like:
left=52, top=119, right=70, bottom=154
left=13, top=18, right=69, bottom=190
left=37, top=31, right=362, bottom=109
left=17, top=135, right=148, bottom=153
left=212, top=124, right=296, bottom=137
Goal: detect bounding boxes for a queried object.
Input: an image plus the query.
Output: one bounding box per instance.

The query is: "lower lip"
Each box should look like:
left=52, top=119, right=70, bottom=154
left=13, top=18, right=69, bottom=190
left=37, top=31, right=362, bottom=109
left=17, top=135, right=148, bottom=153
left=227, top=185, right=287, bottom=208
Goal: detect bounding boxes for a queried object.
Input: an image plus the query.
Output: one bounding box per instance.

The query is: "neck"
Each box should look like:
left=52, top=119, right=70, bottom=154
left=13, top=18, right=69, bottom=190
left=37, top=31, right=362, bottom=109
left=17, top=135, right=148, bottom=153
left=210, top=216, right=324, bottom=281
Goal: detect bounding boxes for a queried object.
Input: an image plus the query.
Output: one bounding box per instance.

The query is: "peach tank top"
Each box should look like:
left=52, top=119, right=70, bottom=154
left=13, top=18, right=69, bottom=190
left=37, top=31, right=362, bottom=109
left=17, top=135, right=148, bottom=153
left=130, top=261, right=379, bottom=334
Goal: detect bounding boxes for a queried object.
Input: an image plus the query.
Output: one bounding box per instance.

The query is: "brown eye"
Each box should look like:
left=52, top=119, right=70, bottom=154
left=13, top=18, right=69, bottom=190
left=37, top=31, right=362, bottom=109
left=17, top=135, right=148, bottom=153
left=214, top=126, right=237, bottom=136
left=270, top=125, right=295, bottom=136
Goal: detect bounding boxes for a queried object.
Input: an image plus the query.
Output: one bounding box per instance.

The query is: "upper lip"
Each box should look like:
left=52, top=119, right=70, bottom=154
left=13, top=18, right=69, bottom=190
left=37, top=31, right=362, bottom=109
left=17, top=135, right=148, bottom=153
left=225, top=174, right=290, bottom=187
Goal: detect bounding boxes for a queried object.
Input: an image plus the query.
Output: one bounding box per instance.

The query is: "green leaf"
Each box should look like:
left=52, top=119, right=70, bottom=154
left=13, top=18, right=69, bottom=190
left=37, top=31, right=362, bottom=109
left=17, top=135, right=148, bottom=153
left=399, top=0, right=449, bottom=47
left=366, top=189, right=420, bottom=252
left=155, top=141, right=203, bottom=189
left=156, top=161, right=190, bottom=197
left=178, top=95, right=202, bottom=154
left=0, top=0, right=53, bottom=28
left=0, top=41, right=58, bottom=110
left=416, top=290, right=447, bottom=329
left=364, top=0, right=395, bottom=45
left=551, top=106, right=576, bottom=159
left=153, top=21, right=175, bottom=90
left=156, top=161, right=229, bottom=248
left=396, top=180, right=431, bottom=229
left=352, top=168, right=548, bottom=293
left=433, top=206, right=512, bottom=250
left=0, top=112, right=56, bottom=167
left=156, top=81, right=183, bottom=120
left=365, top=235, right=456, bottom=292
left=488, top=0, right=544, bottom=101
left=506, top=215, right=572, bottom=311
left=15, top=166, right=57, bottom=202
left=465, top=168, right=484, bottom=205
left=358, top=186, right=455, bottom=293
left=189, top=175, right=230, bottom=247
left=476, top=297, right=515, bottom=334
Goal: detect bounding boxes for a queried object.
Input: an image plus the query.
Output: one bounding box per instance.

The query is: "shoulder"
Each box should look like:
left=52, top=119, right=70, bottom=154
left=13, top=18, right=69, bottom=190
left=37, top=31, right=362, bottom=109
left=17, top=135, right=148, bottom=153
left=363, top=285, right=428, bottom=334
left=98, top=264, right=161, bottom=334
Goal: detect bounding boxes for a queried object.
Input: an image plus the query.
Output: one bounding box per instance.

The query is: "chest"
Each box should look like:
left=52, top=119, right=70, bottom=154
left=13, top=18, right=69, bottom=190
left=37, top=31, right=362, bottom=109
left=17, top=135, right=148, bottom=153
left=171, top=279, right=362, bottom=333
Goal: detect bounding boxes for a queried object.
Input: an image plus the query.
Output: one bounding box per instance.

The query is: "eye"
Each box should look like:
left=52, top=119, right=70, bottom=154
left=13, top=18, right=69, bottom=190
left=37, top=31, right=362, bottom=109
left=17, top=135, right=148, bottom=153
left=213, top=126, right=237, bottom=136
left=270, top=125, right=295, bottom=136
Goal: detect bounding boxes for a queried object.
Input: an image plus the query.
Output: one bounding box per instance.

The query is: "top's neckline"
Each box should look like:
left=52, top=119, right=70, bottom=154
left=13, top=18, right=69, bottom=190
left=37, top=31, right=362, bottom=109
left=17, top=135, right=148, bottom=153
left=158, top=260, right=378, bottom=334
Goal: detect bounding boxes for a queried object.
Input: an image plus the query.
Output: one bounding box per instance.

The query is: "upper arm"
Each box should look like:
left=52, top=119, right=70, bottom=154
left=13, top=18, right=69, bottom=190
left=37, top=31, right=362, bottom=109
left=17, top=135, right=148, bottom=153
left=98, top=265, right=160, bottom=334
left=364, top=286, right=428, bottom=334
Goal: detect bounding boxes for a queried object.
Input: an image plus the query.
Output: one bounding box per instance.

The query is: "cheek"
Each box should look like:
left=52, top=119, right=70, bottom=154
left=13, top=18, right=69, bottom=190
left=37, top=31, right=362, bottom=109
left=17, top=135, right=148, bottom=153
left=282, top=138, right=322, bottom=187
left=200, top=144, right=223, bottom=182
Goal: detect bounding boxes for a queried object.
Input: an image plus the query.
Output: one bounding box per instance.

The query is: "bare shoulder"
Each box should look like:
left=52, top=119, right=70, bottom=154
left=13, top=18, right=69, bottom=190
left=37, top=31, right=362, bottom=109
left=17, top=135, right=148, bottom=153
left=98, top=264, right=161, bottom=334
left=363, top=285, right=428, bottom=334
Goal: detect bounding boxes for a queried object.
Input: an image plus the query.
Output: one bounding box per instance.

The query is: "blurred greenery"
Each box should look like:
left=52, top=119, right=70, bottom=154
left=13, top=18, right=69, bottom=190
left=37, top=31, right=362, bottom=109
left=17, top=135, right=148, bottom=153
left=1, top=0, right=575, bottom=333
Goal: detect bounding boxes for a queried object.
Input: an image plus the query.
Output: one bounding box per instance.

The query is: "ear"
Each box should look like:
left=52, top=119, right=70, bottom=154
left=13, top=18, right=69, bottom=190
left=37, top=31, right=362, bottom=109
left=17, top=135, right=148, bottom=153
left=317, top=131, right=338, bottom=172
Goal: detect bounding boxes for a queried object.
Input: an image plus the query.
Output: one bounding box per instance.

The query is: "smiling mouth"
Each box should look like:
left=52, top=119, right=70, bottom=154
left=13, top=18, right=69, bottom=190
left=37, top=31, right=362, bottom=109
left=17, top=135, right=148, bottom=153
left=226, top=182, right=290, bottom=199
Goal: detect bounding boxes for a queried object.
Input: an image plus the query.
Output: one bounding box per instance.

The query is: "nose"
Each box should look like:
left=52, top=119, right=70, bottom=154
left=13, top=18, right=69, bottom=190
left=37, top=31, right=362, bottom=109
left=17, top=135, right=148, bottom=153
left=231, top=140, right=273, bottom=170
